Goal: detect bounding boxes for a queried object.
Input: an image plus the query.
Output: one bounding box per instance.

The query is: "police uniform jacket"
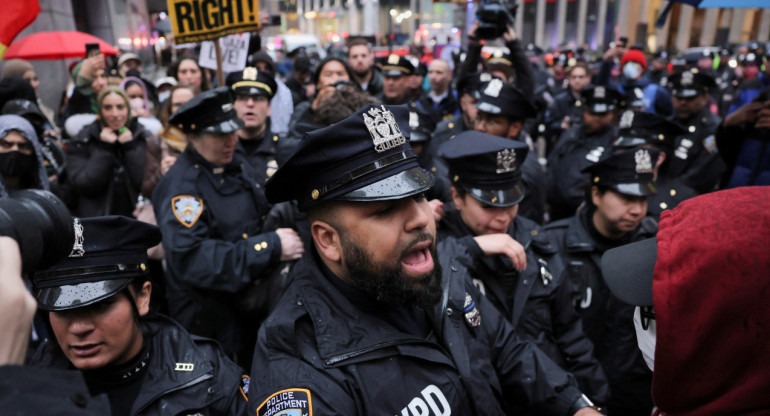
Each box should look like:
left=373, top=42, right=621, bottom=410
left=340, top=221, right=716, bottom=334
left=415, top=89, right=461, bottom=126
left=517, top=132, right=548, bottom=224
left=236, top=118, right=280, bottom=184
left=438, top=210, right=610, bottom=404
left=545, top=90, right=584, bottom=144
left=31, top=314, right=248, bottom=416
left=152, top=146, right=280, bottom=356
left=426, top=114, right=467, bottom=161
left=249, top=243, right=585, bottom=416
left=543, top=209, right=657, bottom=416
left=67, top=118, right=152, bottom=217
left=546, top=125, right=617, bottom=221
left=646, top=174, right=698, bottom=219
left=667, top=107, right=724, bottom=194
left=0, top=366, right=111, bottom=415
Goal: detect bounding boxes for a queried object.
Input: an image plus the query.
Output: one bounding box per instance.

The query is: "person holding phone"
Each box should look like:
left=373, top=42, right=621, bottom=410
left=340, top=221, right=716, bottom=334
left=65, top=87, right=160, bottom=217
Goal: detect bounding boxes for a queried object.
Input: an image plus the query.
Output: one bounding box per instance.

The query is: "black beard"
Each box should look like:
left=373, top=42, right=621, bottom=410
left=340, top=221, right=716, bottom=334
left=341, top=231, right=443, bottom=308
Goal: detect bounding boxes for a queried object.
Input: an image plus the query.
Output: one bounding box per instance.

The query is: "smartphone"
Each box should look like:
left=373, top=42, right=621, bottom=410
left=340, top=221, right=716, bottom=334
left=619, top=37, right=628, bottom=47
left=86, top=43, right=100, bottom=58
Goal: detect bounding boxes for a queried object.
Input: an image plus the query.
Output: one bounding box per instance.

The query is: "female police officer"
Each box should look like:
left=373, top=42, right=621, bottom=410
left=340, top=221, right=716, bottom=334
left=436, top=131, right=609, bottom=409
left=31, top=216, right=248, bottom=416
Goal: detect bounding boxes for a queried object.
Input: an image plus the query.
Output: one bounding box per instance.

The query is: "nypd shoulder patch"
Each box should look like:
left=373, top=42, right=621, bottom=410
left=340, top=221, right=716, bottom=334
left=257, top=388, right=312, bottom=416
left=239, top=375, right=250, bottom=401
left=172, top=195, right=204, bottom=228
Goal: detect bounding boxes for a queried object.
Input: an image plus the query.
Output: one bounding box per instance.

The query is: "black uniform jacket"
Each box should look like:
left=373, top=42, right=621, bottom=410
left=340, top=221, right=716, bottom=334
left=152, top=147, right=280, bottom=355
left=543, top=209, right=657, bottom=416
left=646, top=174, right=699, bottom=219
left=668, top=107, right=724, bottom=193
left=236, top=118, right=279, bottom=185
left=545, top=90, right=584, bottom=143
left=0, top=366, right=111, bottom=415
left=31, top=315, right=248, bottom=416
left=438, top=210, right=609, bottom=404
left=249, top=243, right=585, bottom=416
left=547, top=125, right=617, bottom=221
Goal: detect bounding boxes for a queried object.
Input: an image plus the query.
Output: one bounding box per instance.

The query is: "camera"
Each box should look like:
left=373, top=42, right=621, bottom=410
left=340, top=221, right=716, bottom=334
left=0, top=190, right=74, bottom=272
left=476, top=1, right=518, bottom=40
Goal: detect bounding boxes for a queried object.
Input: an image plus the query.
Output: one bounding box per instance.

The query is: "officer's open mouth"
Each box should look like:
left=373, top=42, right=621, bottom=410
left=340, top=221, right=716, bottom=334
left=401, top=241, right=434, bottom=275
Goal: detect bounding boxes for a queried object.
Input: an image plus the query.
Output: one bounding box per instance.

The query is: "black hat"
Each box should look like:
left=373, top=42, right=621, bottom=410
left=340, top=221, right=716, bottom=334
left=250, top=51, right=276, bottom=73
left=581, top=148, right=657, bottom=197
left=602, top=237, right=657, bottom=306
left=667, top=69, right=716, bottom=98
left=265, top=104, right=434, bottom=210
left=476, top=78, right=537, bottom=120
left=439, top=131, right=528, bottom=207
left=456, top=72, right=495, bottom=99
left=653, top=50, right=669, bottom=61
left=226, top=67, right=278, bottom=99
left=32, top=216, right=161, bottom=311
left=382, top=54, right=415, bottom=77
left=581, top=85, right=622, bottom=114
left=487, top=50, right=513, bottom=67
left=169, top=87, right=243, bottom=134
left=621, top=87, right=646, bottom=110
left=1, top=98, right=48, bottom=128
left=409, top=109, right=436, bottom=143
left=414, top=61, right=428, bottom=77
left=739, top=51, right=761, bottom=66
left=613, top=110, right=686, bottom=150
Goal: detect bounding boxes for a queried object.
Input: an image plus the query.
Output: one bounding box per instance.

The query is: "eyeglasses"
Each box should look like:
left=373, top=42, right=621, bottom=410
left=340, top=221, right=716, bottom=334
left=640, top=305, right=656, bottom=330
left=0, top=138, right=34, bottom=154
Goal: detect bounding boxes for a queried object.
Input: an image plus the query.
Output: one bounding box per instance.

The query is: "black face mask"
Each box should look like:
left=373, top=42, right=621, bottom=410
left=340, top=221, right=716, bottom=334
left=0, top=151, right=37, bottom=178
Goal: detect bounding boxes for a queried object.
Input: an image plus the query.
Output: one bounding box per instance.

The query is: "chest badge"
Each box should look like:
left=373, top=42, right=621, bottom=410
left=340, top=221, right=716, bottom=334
left=538, top=258, right=553, bottom=286
left=175, top=363, right=194, bottom=371
left=172, top=195, right=204, bottom=228
left=463, top=293, right=482, bottom=328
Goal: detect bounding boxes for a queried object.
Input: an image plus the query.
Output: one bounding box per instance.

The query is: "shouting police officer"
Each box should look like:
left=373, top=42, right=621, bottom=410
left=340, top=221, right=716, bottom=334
left=249, top=104, right=602, bottom=416
left=152, top=88, right=303, bottom=366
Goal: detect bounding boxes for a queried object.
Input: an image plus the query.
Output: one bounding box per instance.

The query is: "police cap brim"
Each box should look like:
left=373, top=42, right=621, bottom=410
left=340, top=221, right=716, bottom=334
left=35, top=278, right=134, bottom=311
left=464, top=183, right=525, bottom=207
left=201, top=118, right=243, bottom=134
left=605, top=181, right=656, bottom=197
left=337, top=166, right=435, bottom=202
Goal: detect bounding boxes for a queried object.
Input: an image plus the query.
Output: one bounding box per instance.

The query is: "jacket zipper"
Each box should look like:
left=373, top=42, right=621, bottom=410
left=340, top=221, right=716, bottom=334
left=133, top=373, right=214, bottom=415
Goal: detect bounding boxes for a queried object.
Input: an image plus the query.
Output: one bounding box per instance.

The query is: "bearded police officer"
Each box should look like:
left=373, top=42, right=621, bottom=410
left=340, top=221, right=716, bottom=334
left=547, top=85, right=622, bottom=221
left=249, top=104, right=602, bottom=416
left=543, top=150, right=659, bottom=416
left=227, top=67, right=280, bottom=184
left=437, top=131, right=610, bottom=406
left=666, top=69, right=725, bottom=194
left=152, top=88, right=303, bottom=366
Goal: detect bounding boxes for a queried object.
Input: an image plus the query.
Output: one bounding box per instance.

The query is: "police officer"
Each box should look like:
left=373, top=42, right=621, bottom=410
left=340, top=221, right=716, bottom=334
left=612, top=110, right=695, bottom=218
left=249, top=104, right=603, bottom=416
left=30, top=216, right=248, bottom=415
left=547, top=85, right=622, bottom=221
left=227, top=67, right=280, bottom=184
left=377, top=54, right=415, bottom=105
left=152, top=88, right=303, bottom=365
left=408, top=108, right=452, bottom=208
left=474, top=78, right=547, bottom=223
left=666, top=69, right=725, bottom=193
left=437, top=131, right=610, bottom=406
left=543, top=149, right=659, bottom=416
left=545, top=62, right=592, bottom=144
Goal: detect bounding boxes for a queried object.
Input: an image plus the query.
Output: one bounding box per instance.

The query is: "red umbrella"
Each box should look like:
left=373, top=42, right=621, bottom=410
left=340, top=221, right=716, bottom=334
left=3, top=30, right=119, bottom=60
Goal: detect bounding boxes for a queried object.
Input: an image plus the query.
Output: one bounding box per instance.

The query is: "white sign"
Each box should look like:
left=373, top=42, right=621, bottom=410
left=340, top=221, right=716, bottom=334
left=198, top=33, right=251, bottom=73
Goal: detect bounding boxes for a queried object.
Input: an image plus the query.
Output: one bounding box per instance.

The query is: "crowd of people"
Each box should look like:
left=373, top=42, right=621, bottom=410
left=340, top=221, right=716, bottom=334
left=1, top=22, right=769, bottom=416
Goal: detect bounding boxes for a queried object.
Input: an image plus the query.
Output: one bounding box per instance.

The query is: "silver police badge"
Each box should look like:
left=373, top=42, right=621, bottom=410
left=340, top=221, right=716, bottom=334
left=594, top=86, right=606, bottom=99
left=409, top=111, right=419, bottom=129
left=496, top=149, right=517, bottom=173
left=681, top=71, right=694, bottom=85
left=364, top=105, right=406, bottom=153
left=483, top=78, right=503, bottom=98
left=463, top=293, right=482, bottom=327
left=69, top=218, right=85, bottom=257
left=635, top=149, right=653, bottom=173
left=619, top=110, right=634, bottom=129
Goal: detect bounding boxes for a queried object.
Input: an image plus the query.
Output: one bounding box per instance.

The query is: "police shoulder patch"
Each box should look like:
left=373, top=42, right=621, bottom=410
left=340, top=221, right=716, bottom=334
left=257, top=388, right=312, bottom=416
left=239, top=375, right=250, bottom=401
left=172, top=195, right=204, bottom=228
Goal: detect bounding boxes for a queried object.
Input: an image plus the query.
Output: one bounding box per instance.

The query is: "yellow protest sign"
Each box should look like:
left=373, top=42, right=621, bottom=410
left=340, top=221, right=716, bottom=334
left=167, top=0, right=259, bottom=44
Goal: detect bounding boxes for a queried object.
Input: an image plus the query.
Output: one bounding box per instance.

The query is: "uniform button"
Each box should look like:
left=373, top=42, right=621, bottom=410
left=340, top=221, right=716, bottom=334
left=450, top=266, right=457, bottom=272
left=660, top=202, right=668, bottom=209
left=523, top=279, right=529, bottom=285
left=261, top=215, right=266, bottom=220
left=208, top=387, right=216, bottom=395
left=446, top=308, right=453, bottom=316
left=448, top=122, right=454, bottom=128
left=297, top=298, right=304, bottom=306
left=670, top=189, right=677, bottom=196
left=273, top=135, right=279, bottom=142
left=261, top=241, right=268, bottom=249
left=431, top=167, right=437, bottom=172
left=254, top=244, right=262, bottom=251
left=71, top=392, right=88, bottom=408
left=688, top=125, right=696, bottom=133
left=194, top=164, right=199, bottom=169
left=242, top=233, right=248, bottom=239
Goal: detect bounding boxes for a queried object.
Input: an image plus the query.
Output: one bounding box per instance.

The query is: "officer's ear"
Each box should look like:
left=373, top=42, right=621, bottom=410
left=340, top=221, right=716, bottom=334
left=506, top=120, right=523, bottom=139
left=310, top=219, right=342, bottom=263
left=450, top=186, right=465, bottom=209
left=133, top=281, right=152, bottom=317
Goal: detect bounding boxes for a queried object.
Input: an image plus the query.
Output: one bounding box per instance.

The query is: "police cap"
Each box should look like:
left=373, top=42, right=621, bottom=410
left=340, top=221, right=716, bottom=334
left=487, top=50, right=513, bottom=67
left=476, top=79, right=537, bottom=120
left=33, top=216, right=161, bottom=311
left=456, top=72, right=495, bottom=99
left=438, top=131, right=528, bottom=207
left=169, top=87, right=243, bottom=134
left=668, top=69, right=716, bottom=98
left=581, top=85, right=622, bottom=114
left=582, top=148, right=657, bottom=197
left=382, top=54, right=415, bottom=77
left=621, top=87, right=645, bottom=110
left=613, top=110, right=685, bottom=150
left=409, top=109, right=435, bottom=143
left=226, top=66, right=278, bottom=99
left=265, top=104, right=434, bottom=210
